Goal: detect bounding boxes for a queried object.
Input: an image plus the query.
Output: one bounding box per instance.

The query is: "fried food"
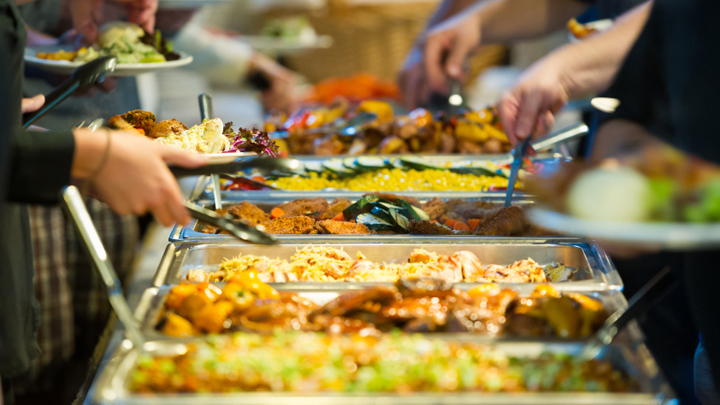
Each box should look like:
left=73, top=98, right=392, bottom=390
left=227, top=201, right=270, bottom=224
left=474, top=206, right=528, bottom=236
left=259, top=216, right=317, bottom=234
left=120, top=109, right=156, bottom=132
left=315, top=220, right=370, bottom=235
left=420, top=197, right=446, bottom=220
left=276, top=197, right=329, bottom=218
left=147, top=119, right=187, bottom=139
left=319, top=198, right=352, bottom=220
left=407, top=220, right=455, bottom=235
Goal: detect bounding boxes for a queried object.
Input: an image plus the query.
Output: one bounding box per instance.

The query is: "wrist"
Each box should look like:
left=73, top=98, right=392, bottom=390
left=71, top=128, right=111, bottom=179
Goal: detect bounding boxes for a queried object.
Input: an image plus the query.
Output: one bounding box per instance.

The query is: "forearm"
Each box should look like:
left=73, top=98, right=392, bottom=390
left=426, top=0, right=479, bottom=28
left=556, top=1, right=653, bottom=98
left=480, top=0, right=588, bottom=43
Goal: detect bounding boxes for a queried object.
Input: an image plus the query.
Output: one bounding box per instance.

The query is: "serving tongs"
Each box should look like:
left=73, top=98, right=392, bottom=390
left=577, top=266, right=677, bottom=361
left=23, top=56, right=118, bottom=129
left=504, top=136, right=532, bottom=207
left=183, top=201, right=277, bottom=245
left=169, top=156, right=303, bottom=178
left=61, top=186, right=147, bottom=353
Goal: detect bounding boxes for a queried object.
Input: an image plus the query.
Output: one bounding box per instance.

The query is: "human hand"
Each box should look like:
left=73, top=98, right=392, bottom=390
left=250, top=53, right=302, bottom=114
left=71, top=0, right=158, bottom=42
left=497, top=57, right=569, bottom=147
left=22, top=95, right=45, bottom=113
left=398, top=10, right=480, bottom=109
left=72, top=129, right=207, bottom=226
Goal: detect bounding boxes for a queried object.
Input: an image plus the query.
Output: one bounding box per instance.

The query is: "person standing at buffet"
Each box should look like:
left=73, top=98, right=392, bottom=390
left=489, top=0, right=720, bottom=403
left=398, top=1, right=699, bottom=403
left=0, top=0, right=207, bottom=404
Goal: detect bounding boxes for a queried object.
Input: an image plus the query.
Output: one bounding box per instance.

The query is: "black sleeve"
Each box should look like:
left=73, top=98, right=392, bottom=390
left=8, top=129, right=75, bottom=204
left=0, top=0, right=75, bottom=205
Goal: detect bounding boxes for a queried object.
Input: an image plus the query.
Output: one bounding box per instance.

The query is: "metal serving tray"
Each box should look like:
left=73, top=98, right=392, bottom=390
left=170, top=195, right=578, bottom=242
left=195, top=155, right=569, bottom=199
left=152, top=241, right=622, bottom=291
left=91, top=331, right=673, bottom=405
left=135, top=284, right=629, bottom=341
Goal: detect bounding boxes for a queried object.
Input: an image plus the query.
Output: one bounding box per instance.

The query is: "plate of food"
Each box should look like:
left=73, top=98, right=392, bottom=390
left=527, top=144, right=720, bottom=250
left=107, top=109, right=279, bottom=163
left=25, top=22, right=192, bottom=76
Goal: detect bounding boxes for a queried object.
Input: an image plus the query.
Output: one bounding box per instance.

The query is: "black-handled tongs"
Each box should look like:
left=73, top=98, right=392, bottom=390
left=23, top=56, right=118, bottom=129
left=169, top=156, right=303, bottom=177
left=577, top=266, right=677, bottom=361
left=184, top=201, right=277, bottom=245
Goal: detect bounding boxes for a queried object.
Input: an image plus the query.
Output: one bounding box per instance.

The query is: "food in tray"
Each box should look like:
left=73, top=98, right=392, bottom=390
left=567, top=18, right=598, bottom=39
left=158, top=278, right=603, bottom=338
left=265, top=100, right=511, bottom=155
left=36, top=23, right=179, bottom=64
left=108, top=111, right=279, bottom=155
left=130, top=332, right=636, bottom=394
left=528, top=144, right=720, bottom=223
left=185, top=246, right=572, bottom=283
left=200, top=195, right=551, bottom=236
left=306, top=73, right=401, bottom=105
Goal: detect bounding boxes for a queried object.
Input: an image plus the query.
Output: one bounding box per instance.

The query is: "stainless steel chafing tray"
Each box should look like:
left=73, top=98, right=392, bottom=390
left=135, top=284, right=629, bottom=342
left=91, top=331, right=673, bottom=405
left=195, top=155, right=569, bottom=199
left=170, top=195, right=574, bottom=242
left=152, top=241, right=622, bottom=291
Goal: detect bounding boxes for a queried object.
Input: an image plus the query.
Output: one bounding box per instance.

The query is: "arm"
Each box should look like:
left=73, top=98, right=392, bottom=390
left=497, top=1, right=653, bottom=145
left=399, top=0, right=588, bottom=108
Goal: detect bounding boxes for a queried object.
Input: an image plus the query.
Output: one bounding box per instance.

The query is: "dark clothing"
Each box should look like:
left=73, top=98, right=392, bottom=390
left=607, top=0, right=720, bottom=391
left=0, top=0, right=75, bottom=379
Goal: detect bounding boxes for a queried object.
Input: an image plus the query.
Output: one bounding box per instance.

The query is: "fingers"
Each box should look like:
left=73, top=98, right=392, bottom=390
left=126, top=0, right=158, bottom=32
left=513, top=89, right=544, bottom=140
left=424, top=33, right=449, bottom=93
left=98, top=77, right=117, bottom=92
left=498, top=91, right=521, bottom=146
left=158, top=146, right=208, bottom=168
left=71, top=0, right=104, bottom=42
left=21, top=94, right=45, bottom=113
left=445, top=35, right=475, bottom=81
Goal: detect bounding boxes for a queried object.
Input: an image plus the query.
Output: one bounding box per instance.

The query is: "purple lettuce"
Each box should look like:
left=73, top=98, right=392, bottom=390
left=222, top=122, right=279, bottom=157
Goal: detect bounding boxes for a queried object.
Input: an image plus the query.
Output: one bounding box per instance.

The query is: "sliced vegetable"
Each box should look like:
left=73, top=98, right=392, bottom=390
left=399, top=156, right=445, bottom=171
left=453, top=222, right=470, bottom=231
left=356, top=213, right=396, bottom=232
left=323, top=158, right=356, bottom=176
left=468, top=219, right=481, bottom=231
left=445, top=219, right=457, bottom=228
left=332, top=212, right=345, bottom=221
left=271, top=208, right=285, bottom=219
left=356, top=156, right=390, bottom=170
left=343, top=195, right=380, bottom=220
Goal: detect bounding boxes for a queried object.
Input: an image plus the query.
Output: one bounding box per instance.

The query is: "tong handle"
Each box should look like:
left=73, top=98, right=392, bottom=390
left=530, top=123, right=589, bottom=152
left=22, top=79, right=80, bottom=129
left=60, top=186, right=146, bottom=352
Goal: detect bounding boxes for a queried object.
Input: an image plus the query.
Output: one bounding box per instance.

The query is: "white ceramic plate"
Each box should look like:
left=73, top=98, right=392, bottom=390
left=529, top=207, right=720, bottom=250
left=24, top=46, right=193, bottom=77
left=206, top=152, right=256, bottom=164
left=568, top=19, right=613, bottom=43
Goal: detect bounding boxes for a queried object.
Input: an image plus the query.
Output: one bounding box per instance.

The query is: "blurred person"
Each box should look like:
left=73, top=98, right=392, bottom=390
left=497, top=0, right=720, bottom=402
left=1, top=1, right=207, bottom=405
left=398, top=0, right=646, bottom=109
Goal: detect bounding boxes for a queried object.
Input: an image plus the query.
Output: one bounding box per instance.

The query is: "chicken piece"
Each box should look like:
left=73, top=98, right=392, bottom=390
left=449, top=201, right=502, bottom=222
left=396, top=278, right=454, bottom=297
left=314, top=134, right=347, bottom=155
left=474, top=206, right=528, bottom=236
left=445, top=302, right=507, bottom=335
left=107, top=115, right=144, bottom=135
left=315, top=220, right=370, bottom=235
left=201, top=224, right=220, bottom=234
left=407, top=220, right=455, bottom=235
left=259, top=216, right=317, bottom=234
left=319, top=198, right=353, bottom=220
left=379, top=297, right=449, bottom=331
left=452, top=251, right=484, bottom=281
left=147, top=119, right=187, bottom=138
left=312, top=286, right=398, bottom=318
left=421, top=198, right=446, bottom=220
left=276, top=198, right=329, bottom=218
left=114, top=109, right=156, bottom=133
left=227, top=201, right=270, bottom=224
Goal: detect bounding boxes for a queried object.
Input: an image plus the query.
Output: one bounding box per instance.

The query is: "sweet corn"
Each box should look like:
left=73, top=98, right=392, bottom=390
left=271, top=168, right=512, bottom=191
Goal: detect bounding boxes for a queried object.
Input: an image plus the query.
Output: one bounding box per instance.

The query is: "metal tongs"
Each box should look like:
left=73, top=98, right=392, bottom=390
left=577, top=266, right=677, bottom=361
left=23, top=56, right=118, bottom=128
left=504, top=137, right=532, bottom=207
left=61, top=186, right=146, bottom=353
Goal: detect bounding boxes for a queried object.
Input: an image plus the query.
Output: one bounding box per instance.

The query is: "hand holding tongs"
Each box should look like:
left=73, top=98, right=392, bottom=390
left=577, top=266, right=677, bottom=361
left=61, top=186, right=147, bottom=353
left=23, top=57, right=118, bottom=129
